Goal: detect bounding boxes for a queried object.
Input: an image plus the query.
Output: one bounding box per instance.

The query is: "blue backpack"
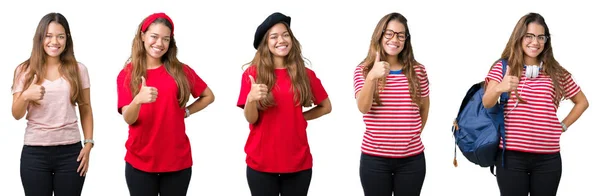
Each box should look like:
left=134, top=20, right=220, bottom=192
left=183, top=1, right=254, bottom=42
left=452, top=59, right=508, bottom=174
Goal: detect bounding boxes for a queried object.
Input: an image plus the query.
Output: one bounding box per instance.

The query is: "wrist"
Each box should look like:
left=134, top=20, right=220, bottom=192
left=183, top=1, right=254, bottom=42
left=184, top=107, right=190, bottom=118
left=84, top=139, right=94, bottom=148
left=561, top=122, right=568, bottom=132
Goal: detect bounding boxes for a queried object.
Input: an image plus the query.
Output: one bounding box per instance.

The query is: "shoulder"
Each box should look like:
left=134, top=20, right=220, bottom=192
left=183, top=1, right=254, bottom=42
left=243, top=65, right=258, bottom=76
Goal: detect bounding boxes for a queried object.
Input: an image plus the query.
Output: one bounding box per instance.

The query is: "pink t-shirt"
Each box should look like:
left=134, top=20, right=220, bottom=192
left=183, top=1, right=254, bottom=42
left=12, top=62, right=90, bottom=146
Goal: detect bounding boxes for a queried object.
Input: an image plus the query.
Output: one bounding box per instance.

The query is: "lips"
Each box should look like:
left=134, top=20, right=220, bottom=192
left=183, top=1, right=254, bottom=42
left=151, top=46, right=164, bottom=53
left=47, top=45, right=61, bottom=52
left=387, top=44, right=400, bottom=49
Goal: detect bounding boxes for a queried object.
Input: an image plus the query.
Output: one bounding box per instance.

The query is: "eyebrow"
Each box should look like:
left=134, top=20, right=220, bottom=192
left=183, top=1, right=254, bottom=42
left=150, top=33, right=170, bottom=38
left=526, top=33, right=546, bottom=36
left=46, top=33, right=66, bottom=35
left=269, top=31, right=289, bottom=36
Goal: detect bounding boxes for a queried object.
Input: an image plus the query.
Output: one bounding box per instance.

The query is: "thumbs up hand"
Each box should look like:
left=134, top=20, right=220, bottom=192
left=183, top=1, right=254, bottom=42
left=366, top=52, right=390, bottom=81
left=497, top=66, right=519, bottom=93
left=134, top=76, right=158, bottom=104
left=23, top=74, right=45, bottom=102
left=247, top=75, right=268, bottom=103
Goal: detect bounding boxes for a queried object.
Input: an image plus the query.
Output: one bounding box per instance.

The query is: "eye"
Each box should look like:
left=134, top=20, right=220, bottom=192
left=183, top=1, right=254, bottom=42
left=59, top=35, right=66, bottom=39
left=270, top=36, right=277, bottom=39
left=151, top=35, right=158, bottom=39
left=283, top=33, right=290, bottom=37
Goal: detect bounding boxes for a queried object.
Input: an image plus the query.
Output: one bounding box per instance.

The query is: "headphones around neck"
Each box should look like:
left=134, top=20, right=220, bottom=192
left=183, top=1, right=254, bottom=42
left=524, top=61, right=543, bottom=79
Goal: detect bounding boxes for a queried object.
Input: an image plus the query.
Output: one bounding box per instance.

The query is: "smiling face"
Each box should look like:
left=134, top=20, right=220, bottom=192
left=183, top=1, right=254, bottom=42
left=267, top=23, right=292, bottom=58
left=43, top=21, right=67, bottom=58
left=142, top=22, right=171, bottom=60
left=521, top=22, right=546, bottom=64
left=381, top=20, right=407, bottom=57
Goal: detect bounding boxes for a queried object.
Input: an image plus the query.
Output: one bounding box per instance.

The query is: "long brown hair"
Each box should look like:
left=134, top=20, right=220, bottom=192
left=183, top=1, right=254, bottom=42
left=494, top=12, right=567, bottom=106
left=361, top=12, right=423, bottom=106
left=12, top=12, right=83, bottom=106
left=244, top=22, right=313, bottom=108
left=124, top=16, right=190, bottom=108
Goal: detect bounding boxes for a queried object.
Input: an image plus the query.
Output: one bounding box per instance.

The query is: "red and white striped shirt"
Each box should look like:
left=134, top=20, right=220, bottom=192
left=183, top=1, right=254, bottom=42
left=486, top=61, right=581, bottom=154
left=354, top=64, right=430, bottom=158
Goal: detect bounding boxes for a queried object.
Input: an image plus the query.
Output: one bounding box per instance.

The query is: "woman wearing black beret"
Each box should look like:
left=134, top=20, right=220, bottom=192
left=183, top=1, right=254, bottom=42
left=236, top=12, right=332, bottom=196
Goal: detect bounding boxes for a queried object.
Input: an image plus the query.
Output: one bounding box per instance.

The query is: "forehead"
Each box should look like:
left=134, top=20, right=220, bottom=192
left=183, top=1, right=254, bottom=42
left=386, top=20, right=405, bottom=32
left=46, top=21, right=65, bottom=34
left=526, top=22, right=545, bottom=34
left=268, top=23, right=288, bottom=34
left=146, top=22, right=172, bottom=36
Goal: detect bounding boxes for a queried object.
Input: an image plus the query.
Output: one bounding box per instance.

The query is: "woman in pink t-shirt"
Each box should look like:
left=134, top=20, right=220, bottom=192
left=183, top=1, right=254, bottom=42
left=354, top=12, right=430, bottom=196
left=117, top=12, right=214, bottom=196
left=482, top=13, right=589, bottom=196
left=11, top=12, right=94, bottom=196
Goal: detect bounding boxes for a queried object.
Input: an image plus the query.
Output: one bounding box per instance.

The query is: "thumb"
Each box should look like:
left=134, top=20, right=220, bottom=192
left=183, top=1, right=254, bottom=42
left=141, top=76, right=147, bottom=87
left=32, top=74, right=38, bottom=84
left=504, top=66, right=511, bottom=78
left=375, top=52, right=381, bottom=63
left=249, top=75, right=256, bottom=84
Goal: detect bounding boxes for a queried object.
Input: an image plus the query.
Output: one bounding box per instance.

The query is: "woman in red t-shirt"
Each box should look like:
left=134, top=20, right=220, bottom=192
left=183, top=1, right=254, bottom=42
left=354, top=12, right=430, bottom=196
left=482, top=13, right=589, bottom=196
left=236, top=12, right=332, bottom=196
left=116, top=13, right=215, bottom=196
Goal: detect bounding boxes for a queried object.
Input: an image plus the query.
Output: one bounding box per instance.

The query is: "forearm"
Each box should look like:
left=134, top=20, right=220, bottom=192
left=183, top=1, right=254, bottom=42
left=303, top=98, right=332, bottom=121
left=482, top=82, right=503, bottom=108
left=123, top=100, right=142, bottom=125
left=419, top=97, right=430, bottom=131
left=79, top=104, right=94, bottom=143
left=562, top=94, right=589, bottom=129
left=357, top=78, right=377, bottom=114
left=12, top=94, right=29, bottom=120
left=244, top=100, right=259, bottom=124
left=187, top=96, right=214, bottom=115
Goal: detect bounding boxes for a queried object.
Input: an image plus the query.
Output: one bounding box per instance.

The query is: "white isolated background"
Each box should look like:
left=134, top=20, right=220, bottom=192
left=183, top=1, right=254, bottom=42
left=1, top=0, right=597, bottom=195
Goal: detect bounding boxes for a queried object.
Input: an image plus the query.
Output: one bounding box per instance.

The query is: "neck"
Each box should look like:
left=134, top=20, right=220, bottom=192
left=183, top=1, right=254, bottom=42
left=386, top=54, right=403, bottom=70
left=146, top=55, right=162, bottom=69
left=524, top=56, right=540, bottom=65
left=46, top=56, right=61, bottom=67
left=274, top=56, right=285, bottom=69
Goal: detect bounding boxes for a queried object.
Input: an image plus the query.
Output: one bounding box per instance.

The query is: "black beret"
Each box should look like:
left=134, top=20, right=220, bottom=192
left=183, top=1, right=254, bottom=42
left=254, top=12, right=291, bottom=49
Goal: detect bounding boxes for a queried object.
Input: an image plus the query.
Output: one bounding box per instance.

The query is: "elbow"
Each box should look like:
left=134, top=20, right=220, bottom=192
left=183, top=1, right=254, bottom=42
left=245, top=117, right=257, bottom=124
left=482, top=102, right=494, bottom=109
left=12, top=112, right=23, bottom=120
left=358, top=107, right=369, bottom=114
left=207, top=94, right=215, bottom=105
left=581, top=99, right=590, bottom=111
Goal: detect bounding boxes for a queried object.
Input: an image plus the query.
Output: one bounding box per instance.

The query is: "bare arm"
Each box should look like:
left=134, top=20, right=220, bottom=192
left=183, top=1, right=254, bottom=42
left=78, top=88, right=94, bottom=147
left=561, top=91, right=589, bottom=130
left=356, top=78, right=377, bottom=114
left=244, top=99, right=259, bottom=124
left=186, top=87, right=215, bottom=116
left=419, top=96, right=430, bottom=132
left=482, top=80, right=503, bottom=108
left=303, top=98, right=332, bottom=121
left=12, top=93, right=30, bottom=120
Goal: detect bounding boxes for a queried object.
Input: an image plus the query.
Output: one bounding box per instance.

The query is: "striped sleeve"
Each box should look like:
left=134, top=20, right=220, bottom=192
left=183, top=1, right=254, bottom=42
left=485, top=61, right=504, bottom=84
left=415, top=64, right=430, bottom=97
left=354, top=65, right=365, bottom=98
left=560, top=71, right=581, bottom=99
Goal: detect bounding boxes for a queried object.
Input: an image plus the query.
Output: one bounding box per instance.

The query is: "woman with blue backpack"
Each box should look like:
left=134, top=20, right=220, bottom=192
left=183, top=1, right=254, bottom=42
left=353, top=12, right=430, bottom=196
left=482, top=12, right=589, bottom=196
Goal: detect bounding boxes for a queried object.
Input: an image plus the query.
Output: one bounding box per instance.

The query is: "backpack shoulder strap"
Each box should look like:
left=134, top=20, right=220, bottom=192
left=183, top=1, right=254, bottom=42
left=499, top=59, right=509, bottom=104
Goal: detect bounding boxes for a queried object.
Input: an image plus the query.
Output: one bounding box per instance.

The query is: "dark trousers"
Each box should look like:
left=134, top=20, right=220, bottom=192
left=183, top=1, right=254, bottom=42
left=496, top=150, right=562, bottom=196
left=20, top=142, right=86, bottom=196
left=125, top=162, right=192, bottom=196
left=246, top=166, right=313, bottom=196
left=359, top=152, right=426, bottom=196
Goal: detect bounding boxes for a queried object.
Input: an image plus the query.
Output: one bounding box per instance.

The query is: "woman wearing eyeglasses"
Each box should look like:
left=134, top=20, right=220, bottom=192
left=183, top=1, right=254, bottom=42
left=482, top=12, right=589, bottom=196
left=353, top=12, right=430, bottom=196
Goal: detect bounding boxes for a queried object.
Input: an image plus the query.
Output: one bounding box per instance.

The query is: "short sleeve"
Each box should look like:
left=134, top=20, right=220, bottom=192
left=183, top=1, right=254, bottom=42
left=415, top=64, right=430, bottom=97
left=485, top=60, right=504, bottom=84
left=11, top=65, right=27, bottom=94
left=559, top=71, right=581, bottom=99
left=183, top=65, right=208, bottom=98
left=78, top=62, right=91, bottom=89
left=354, top=65, right=365, bottom=98
left=117, top=67, right=133, bottom=114
left=236, top=66, right=256, bottom=109
left=307, top=68, right=328, bottom=105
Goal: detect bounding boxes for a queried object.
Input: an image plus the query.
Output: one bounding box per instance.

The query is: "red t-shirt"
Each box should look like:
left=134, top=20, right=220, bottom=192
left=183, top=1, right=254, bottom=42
left=237, top=66, right=328, bottom=173
left=117, top=63, right=207, bottom=172
left=485, top=60, right=581, bottom=154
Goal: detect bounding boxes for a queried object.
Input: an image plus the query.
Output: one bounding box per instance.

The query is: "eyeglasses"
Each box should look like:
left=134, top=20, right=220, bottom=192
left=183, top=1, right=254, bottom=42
left=523, top=33, right=549, bottom=43
left=382, top=29, right=408, bottom=41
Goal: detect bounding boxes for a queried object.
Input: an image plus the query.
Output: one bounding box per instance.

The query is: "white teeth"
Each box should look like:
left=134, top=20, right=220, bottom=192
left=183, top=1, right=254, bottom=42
left=152, top=47, right=162, bottom=52
left=276, top=45, right=287, bottom=49
left=387, top=44, right=399, bottom=48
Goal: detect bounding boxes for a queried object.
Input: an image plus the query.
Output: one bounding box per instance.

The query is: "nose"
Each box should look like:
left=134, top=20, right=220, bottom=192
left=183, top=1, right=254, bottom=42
left=277, top=36, right=285, bottom=43
left=50, top=36, right=58, bottom=45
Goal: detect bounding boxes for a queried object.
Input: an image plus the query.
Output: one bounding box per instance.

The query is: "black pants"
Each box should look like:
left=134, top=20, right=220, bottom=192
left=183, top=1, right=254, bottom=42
left=495, top=150, right=562, bottom=196
left=125, top=162, right=192, bottom=196
left=246, top=166, right=312, bottom=196
left=359, top=152, right=426, bottom=196
left=20, top=142, right=86, bottom=196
